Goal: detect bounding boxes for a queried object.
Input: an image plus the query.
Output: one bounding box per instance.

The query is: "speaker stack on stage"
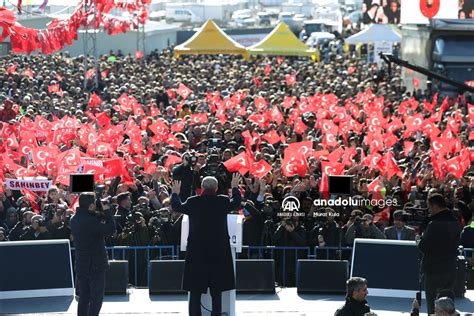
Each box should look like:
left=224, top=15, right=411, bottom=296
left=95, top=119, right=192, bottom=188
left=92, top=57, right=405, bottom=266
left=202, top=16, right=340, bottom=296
left=296, top=260, right=349, bottom=294
left=105, top=260, right=129, bottom=295
left=235, top=259, right=275, bottom=293
left=148, top=260, right=186, bottom=294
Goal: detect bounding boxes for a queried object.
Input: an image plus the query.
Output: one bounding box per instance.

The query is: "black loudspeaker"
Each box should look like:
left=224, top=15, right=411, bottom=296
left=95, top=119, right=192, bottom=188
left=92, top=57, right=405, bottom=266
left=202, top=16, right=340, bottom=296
left=149, top=260, right=186, bottom=294
left=236, top=259, right=275, bottom=293
left=297, top=260, right=348, bottom=294
left=105, top=260, right=129, bottom=295
left=454, top=256, right=467, bottom=298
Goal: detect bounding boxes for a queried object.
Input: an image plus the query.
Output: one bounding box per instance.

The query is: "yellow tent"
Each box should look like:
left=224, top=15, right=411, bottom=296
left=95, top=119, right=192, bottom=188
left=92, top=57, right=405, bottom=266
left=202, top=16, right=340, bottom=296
left=247, top=22, right=317, bottom=58
left=174, top=20, right=249, bottom=59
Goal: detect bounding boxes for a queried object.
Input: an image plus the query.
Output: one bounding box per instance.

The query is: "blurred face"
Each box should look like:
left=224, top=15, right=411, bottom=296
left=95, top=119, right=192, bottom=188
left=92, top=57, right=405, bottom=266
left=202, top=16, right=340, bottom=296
left=49, top=190, right=59, bottom=202
left=353, top=284, right=368, bottom=301
left=393, top=218, right=404, bottom=229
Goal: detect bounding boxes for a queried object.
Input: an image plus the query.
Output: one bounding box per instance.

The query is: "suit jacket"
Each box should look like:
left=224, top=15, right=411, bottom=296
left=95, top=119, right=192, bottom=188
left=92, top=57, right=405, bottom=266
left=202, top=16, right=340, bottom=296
left=171, top=187, right=242, bottom=293
left=384, top=225, right=416, bottom=241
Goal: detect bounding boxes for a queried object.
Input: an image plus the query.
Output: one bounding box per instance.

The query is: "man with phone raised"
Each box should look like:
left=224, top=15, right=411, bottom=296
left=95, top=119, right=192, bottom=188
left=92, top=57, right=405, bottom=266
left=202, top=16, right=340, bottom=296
left=71, top=192, right=116, bottom=316
left=171, top=173, right=242, bottom=316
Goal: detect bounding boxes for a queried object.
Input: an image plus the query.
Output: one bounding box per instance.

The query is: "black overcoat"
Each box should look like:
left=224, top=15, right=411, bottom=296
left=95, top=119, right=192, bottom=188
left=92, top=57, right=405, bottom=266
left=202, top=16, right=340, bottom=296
left=171, top=187, right=242, bottom=293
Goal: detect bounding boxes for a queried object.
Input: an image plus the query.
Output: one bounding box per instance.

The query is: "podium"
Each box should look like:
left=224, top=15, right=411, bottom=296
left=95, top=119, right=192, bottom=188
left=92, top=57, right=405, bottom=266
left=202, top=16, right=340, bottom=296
left=181, top=214, right=243, bottom=316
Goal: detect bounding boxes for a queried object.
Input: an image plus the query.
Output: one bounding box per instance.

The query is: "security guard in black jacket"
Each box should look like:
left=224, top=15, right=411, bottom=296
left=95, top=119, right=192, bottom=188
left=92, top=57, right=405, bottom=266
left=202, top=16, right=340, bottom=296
left=417, top=193, right=462, bottom=315
left=71, top=192, right=116, bottom=316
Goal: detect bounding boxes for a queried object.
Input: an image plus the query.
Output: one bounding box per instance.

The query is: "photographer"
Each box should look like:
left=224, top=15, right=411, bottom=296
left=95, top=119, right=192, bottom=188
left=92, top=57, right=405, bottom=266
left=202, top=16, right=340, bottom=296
left=199, top=149, right=229, bottom=195
left=71, top=192, right=115, bottom=316
left=345, top=213, right=386, bottom=246
left=7, top=209, right=34, bottom=241
left=19, top=214, right=52, bottom=240
left=149, top=207, right=174, bottom=254
left=114, top=192, right=132, bottom=234
left=172, top=152, right=199, bottom=200
left=240, top=200, right=264, bottom=259
left=273, top=214, right=306, bottom=287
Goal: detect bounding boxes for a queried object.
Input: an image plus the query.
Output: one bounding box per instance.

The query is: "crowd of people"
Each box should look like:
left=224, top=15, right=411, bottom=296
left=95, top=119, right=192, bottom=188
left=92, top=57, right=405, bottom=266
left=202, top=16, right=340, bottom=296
left=0, top=45, right=473, bottom=287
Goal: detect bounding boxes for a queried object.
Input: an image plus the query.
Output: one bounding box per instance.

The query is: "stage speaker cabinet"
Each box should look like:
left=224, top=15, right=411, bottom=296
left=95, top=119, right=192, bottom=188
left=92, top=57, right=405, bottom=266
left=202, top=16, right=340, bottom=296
left=105, top=260, right=129, bottom=295
left=454, top=256, right=467, bottom=298
left=297, top=260, right=348, bottom=294
left=235, top=259, right=275, bottom=293
left=149, top=260, right=186, bottom=294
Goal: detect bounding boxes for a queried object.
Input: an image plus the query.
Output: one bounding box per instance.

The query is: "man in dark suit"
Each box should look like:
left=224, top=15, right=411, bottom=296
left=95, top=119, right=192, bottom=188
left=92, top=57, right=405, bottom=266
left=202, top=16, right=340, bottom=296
left=384, top=210, right=417, bottom=241
left=71, top=192, right=116, bottom=316
left=417, top=193, right=462, bottom=315
left=171, top=173, right=242, bottom=316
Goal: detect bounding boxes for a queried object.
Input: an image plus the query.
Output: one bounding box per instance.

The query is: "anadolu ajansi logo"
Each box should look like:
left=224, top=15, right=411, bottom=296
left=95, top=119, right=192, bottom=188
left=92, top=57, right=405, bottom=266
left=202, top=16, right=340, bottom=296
left=282, top=196, right=300, bottom=213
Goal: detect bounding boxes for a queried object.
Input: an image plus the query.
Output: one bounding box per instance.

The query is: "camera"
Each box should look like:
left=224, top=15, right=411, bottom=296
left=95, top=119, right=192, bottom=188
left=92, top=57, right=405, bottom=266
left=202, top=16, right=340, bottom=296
left=207, top=138, right=223, bottom=150
left=44, top=204, right=57, bottom=221
left=133, top=203, right=150, bottom=214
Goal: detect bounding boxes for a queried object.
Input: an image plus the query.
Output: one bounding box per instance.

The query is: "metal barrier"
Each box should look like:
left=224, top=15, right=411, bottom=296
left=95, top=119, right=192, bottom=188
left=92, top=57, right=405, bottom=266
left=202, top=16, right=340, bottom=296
left=240, top=246, right=311, bottom=287
left=69, top=246, right=474, bottom=287
left=71, top=246, right=176, bottom=287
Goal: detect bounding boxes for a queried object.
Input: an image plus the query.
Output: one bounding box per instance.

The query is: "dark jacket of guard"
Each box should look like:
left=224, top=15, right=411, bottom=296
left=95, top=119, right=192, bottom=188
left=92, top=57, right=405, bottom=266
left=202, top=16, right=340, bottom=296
left=171, top=187, right=242, bottom=293
left=418, top=209, right=462, bottom=274
left=334, top=296, right=371, bottom=316
left=71, top=207, right=116, bottom=275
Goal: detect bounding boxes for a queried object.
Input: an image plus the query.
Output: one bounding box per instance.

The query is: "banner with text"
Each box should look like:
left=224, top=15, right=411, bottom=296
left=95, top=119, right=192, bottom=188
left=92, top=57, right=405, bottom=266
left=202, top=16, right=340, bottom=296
left=6, top=178, right=52, bottom=191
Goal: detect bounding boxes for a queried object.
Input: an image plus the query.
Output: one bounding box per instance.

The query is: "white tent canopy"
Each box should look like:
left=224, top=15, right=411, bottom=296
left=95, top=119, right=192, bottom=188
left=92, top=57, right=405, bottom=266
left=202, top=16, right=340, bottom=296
left=345, top=24, right=402, bottom=44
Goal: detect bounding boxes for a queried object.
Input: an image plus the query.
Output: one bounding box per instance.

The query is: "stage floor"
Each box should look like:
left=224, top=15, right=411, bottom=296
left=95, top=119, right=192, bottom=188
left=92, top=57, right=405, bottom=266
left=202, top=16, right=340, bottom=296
left=1, top=288, right=473, bottom=315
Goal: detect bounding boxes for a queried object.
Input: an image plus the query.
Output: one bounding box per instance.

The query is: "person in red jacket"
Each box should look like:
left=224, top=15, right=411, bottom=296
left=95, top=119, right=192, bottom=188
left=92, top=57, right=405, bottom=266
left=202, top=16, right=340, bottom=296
left=0, top=99, right=17, bottom=122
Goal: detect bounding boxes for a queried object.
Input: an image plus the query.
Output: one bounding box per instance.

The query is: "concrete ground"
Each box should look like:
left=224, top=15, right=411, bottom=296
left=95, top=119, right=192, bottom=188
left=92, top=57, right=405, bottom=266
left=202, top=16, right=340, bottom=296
left=1, top=288, right=473, bottom=315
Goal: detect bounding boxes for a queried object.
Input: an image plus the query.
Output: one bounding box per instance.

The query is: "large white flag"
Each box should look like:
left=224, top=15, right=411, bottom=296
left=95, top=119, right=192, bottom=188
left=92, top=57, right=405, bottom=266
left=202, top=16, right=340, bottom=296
left=401, top=0, right=459, bottom=24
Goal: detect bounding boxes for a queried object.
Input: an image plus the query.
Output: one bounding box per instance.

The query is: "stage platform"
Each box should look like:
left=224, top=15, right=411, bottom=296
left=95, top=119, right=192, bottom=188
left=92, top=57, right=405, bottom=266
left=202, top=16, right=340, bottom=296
left=1, top=288, right=473, bottom=315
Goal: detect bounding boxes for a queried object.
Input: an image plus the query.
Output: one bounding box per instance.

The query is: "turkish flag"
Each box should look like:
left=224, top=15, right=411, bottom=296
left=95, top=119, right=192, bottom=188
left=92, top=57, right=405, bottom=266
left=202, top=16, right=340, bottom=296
left=171, top=120, right=185, bottom=133
left=7, top=63, right=17, bottom=74
left=268, top=106, right=284, bottom=125
left=277, top=56, right=283, bottom=65
left=224, top=152, right=251, bottom=173
left=166, top=134, right=183, bottom=149
left=294, top=118, right=308, bottom=135
left=282, top=152, right=307, bottom=177
left=263, top=130, right=281, bottom=145
left=21, top=189, right=40, bottom=214
left=286, top=140, right=313, bottom=158
left=367, top=177, right=383, bottom=200
left=177, top=83, right=192, bottom=99
left=103, top=158, right=124, bottom=179
left=118, top=93, right=132, bottom=112
left=250, top=160, right=272, bottom=179
left=253, top=76, right=262, bottom=87
left=412, top=77, right=420, bottom=89
left=327, top=146, right=345, bottom=162
left=320, top=161, right=344, bottom=199
left=165, top=154, right=182, bottom=171
left=404, top=141, right=414, bottom=157
left=285, top=73, right=296, bottom=86
left=254, top=97, right=267, bottom=111
left=5, top=134, right=19, bottom=149
left=86, top=68, right=95, bottom=79
left=242, top=130, right=255, bottom=148
left=264, top=64, right=271, bottom=76
left=95, top=112, right=111, bottom=126
left=373, top=207, right=390, bottom=223
left=248, top=114, right=267, bottom=129
left=48, top=84, right=60, bottom=94
left=88, top=92, right=103, bottom=107
left=347, top=66, right=356, bottom=75
left=283, top=96, right=296, bottom=109
left=57, top=148, right=82, bottom=167
left=101, top=70, right=109, bottom=79
left=22, top=68, right=34, bottom=78
left=190, top=113, right=208, bottom=125
left=149, top=104, right=160, bottom=117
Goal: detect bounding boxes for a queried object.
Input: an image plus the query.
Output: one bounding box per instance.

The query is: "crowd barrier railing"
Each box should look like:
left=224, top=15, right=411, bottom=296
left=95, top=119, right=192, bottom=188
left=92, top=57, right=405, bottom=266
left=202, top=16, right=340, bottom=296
left=69, top=246, right=474, bottom=287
